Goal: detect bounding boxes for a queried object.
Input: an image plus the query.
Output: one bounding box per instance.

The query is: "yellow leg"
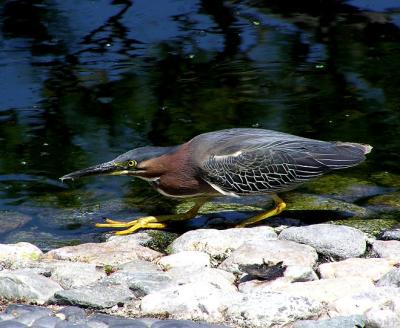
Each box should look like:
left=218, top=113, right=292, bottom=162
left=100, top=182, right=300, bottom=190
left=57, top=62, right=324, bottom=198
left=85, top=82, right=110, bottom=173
left=95, top=198, right=209, bottom=235
left=236, top=194, right=286, bottom=227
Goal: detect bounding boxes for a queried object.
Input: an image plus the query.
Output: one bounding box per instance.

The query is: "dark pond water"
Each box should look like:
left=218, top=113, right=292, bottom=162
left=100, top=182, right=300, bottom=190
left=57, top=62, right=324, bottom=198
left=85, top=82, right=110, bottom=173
left=1, top=0, right=400, bottom=249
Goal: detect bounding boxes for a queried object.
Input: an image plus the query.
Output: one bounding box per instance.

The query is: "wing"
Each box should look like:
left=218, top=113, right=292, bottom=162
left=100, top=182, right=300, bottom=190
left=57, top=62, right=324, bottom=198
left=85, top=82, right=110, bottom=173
left=199, top=138, right=366, bottom=196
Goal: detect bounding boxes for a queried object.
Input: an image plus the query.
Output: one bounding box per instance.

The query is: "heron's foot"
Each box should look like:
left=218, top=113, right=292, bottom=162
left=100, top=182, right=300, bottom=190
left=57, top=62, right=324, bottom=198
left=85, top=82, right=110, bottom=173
left=236, top=194, right=286, bottom=227
left=95, top=198, right=210, bottom=235
left=96, top=216, right=172, bottom=235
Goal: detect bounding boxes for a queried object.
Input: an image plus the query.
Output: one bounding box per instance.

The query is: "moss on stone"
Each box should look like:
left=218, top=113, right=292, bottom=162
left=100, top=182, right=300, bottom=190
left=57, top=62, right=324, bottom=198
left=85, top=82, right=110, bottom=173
left=371, top=172, right=400, bottom=189
left=367, top=192, right=400, bottom=209
left=144, top=230, right=179, bottom=254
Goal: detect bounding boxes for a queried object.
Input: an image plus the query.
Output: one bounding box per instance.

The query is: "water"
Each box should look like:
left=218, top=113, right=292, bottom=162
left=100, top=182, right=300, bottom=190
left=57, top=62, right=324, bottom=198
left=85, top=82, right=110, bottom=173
left=1, top=0, right=400, bottom=249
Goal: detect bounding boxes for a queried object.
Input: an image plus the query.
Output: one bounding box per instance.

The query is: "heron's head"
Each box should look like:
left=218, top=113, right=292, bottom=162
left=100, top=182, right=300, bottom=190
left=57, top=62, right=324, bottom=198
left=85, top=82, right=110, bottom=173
left=60, top=146, right=176, bottom=182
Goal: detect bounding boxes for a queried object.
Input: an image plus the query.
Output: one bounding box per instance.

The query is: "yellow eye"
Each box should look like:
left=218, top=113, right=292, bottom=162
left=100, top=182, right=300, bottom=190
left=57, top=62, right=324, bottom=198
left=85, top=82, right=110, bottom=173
left=128, top=160, right=136, bottom=167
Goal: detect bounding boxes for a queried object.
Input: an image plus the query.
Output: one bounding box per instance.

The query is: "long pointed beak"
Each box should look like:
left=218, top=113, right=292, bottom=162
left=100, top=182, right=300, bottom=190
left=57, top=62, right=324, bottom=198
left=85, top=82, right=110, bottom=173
left=60, top=161, right=124, bottom=182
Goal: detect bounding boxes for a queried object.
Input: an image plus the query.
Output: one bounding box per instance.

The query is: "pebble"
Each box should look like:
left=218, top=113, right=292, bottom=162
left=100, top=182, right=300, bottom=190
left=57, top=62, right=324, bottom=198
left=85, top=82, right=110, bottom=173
left=169, top=227, right=277, bottom=259
left=42, top=238, right=162, bottom=266
left=157, top=251, right=211, bottom=270
left=218, top=240, right=318, bottom=274
left=318, top=258, right=395, bottom=281
left=372, top=240, right=400, bottom=261
left=279, top=224, right=366, bottom=259
left=364, top=300, right=400, bottom=328
left=0, top=271, right=63, bottom=304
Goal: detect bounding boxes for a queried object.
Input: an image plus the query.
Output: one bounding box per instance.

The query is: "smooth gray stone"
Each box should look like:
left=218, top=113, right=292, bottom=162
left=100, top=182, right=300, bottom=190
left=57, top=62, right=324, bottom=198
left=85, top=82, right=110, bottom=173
left=0, top=321, right=28, bottom=328
left=54, top=283, right=134, bottom=309
left=55, top=322, right=91, bottom=328
left=279, top=224, right=366, bottom=259
left=376, top=268, right=400, bottom=287
left=293, top=315, right=365, bottom=328
left=381, top=229, right=400, bottom=240
left=14, top=311, right=52, bottom=326
left=89, top=314, right=146, bottom=328
left=57, top=307, right=86, bottom=323
left=151, top=320, right=228, bottom=327
left=32, top=317, right=63, bottom=328
left=102, top=271, right=172, bottom=297
left=5, top=304, right=51, bottom=316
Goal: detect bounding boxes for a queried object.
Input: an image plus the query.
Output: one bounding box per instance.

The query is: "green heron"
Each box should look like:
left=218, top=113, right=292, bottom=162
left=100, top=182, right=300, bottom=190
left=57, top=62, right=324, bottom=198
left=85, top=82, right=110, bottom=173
left=61, top=128, right=372, bottom=235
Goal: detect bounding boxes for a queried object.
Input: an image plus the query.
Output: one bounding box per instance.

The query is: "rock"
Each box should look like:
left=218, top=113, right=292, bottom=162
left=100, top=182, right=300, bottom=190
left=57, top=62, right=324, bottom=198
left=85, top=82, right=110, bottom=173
left=102, top=271, right=172, bottom=297
left=282, top=193, right=371, bottom=218
left=0, top=242, right=42, bottom=263
left=300, top=174, right=385, bottom=203
left=279, top=224, right=366, bottom=259
left=365, top=300, right=400, bottom=328
left=4, top=305, right=52, bottom=326
left=377, top=268, right=400, bottom=287
left=57, top=306, right=86, bottom=323
left=226, top=292, right=323, bottom=328
left=242, top=277, right=374, bottom=304
left=151, top=320, right=228, bottom=327
left=0, top=211, right=32, bottom=234
left=168, top=267, right=236, bottom=291
left=380, top=228, right=400, bottom=241
left=284, top=266, right=318, bottom=282
left=49, top=262, right=106, bottom=289
left=32, top=316, right=63, bottom=327
left=158, top=251, right=211, bottom=270
left=293, top=315, right=365, bottom=328
left=88, top=314, right=149, bottom=328
left=54, top=283, right=134, bottom=308
left=42, top=237, right=162, bottom=265
left=370, top=172, right=400, bottom=189
left=169, top=227, right=277, bottom=259
left=332, top=287, right=400, bottom=316
left=373, top=240, right=400, bottom=261
left=0, top=321, right=28, bottom=328
left=218, top=240, right=318, bottom=274
left=117, top=259, right=161, bottom=273
left=140, top=282, right=240, bottom=322
left=367, top=192, right=400, bottom=211
left=0, top=271, right=62, bottom=304
left=110, top=230, right=179, bottom=253
left=319, top=258, right=395, bottom=281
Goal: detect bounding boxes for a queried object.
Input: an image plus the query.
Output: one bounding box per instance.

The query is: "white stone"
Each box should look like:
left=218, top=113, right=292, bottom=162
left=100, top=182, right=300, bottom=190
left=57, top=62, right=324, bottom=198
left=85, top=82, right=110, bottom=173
left=42, top=237, right=162, bottom=265
left=279, top=224, right=367, bottom=259
left=227, top=292, right=323, bottom=328
left=365, top=300, right=400, bottom=328
left=0, top=271, right=62, bottom=305
left=157, top=251, right=211, bottom=270
left=0, top=242, right=42, bottom=263
left=373, top=240, right=400, bottom=262
left=319, top=258, right=395, bottom=281
left=242, top=277, right=374, bottom=304
left=169, top=227, right=277, bottom=259
left=140, top=281, right=241, bottom=322
left=50, top=262, right=106, bottom=289
left=168, top=267, right=236, bottom=291
left=332, top=287, right=400, bottom=317
left=219, top=240, right=318, bottom=274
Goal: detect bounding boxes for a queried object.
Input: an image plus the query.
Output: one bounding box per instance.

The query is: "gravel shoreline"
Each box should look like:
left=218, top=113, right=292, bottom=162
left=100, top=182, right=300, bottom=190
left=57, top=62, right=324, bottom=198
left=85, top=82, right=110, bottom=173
left=1, top=221, right=400, bottom=328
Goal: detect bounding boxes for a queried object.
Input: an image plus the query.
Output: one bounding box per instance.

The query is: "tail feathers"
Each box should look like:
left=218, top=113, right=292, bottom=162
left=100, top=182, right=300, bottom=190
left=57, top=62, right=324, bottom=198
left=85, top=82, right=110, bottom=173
left=336, top=142, right=373, bottom=155
left=320, top=142, right=372, bottom=170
